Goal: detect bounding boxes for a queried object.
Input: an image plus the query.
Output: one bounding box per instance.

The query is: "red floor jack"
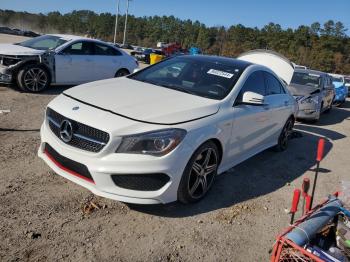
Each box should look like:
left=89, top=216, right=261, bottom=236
left=271, top=138, right=332, bottom=261
left=289, top=138, right=325, bottom=224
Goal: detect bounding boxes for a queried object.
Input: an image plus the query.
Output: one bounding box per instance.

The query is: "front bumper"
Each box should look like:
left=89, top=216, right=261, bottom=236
left=0, top=65, right=13, bottom=83
left=295, top=101, right=320, bottom=120
left=38, top=119, right=193, bottom=204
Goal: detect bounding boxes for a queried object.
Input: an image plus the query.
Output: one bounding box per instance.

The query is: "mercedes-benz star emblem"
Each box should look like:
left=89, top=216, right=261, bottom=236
left=59, top=120, right=73, bottom=143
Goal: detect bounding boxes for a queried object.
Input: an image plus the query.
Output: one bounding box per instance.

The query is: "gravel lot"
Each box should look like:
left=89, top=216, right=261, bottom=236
left=1, top=34, right=350, bottom=261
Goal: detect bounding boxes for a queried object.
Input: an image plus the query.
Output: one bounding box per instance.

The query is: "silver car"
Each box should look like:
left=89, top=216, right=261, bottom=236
left=287, top=69, right=335, bottom=121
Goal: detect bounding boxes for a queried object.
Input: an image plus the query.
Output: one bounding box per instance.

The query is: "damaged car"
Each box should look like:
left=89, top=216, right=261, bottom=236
left=0, top=34, right=138, bottom=92
left=288, top=69, right=335, bottom=121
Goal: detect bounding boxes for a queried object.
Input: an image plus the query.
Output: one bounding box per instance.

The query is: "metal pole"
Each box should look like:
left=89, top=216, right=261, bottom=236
left=123, top=0, right=130, bottom=45
left=113, top=0, right=120, bottom=44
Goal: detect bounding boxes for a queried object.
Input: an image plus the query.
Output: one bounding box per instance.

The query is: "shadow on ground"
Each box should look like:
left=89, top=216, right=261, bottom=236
left=129, top=122, right=346, bottom=217
left=4, top=83, right=73, bottom=95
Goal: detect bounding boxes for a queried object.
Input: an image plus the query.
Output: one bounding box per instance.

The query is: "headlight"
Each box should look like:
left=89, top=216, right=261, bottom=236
left=116, top=129, right=187, bottom=156
left=300, top=96, right=318, bottom=104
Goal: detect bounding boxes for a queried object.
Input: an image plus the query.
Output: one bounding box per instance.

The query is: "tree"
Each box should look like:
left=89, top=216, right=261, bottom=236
left=0, top=9, right=349, bottom=74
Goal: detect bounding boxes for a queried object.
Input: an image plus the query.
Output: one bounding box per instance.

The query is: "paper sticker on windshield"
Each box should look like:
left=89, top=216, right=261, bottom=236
left=207, top=69, right=234, bottom=79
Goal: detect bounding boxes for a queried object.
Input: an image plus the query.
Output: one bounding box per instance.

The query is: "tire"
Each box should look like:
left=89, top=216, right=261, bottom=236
left=274, top=117, right=294, bottom=152
left=17, top=64, right=50, bottom=92
left=177, top=141, right=219, bottom=204
left=324, top=102, right=332, bottom=113
left=114, top=69, right=130, bottom=77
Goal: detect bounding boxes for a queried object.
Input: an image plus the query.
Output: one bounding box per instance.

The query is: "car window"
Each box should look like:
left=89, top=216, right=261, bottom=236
left=236, top=71, right=266, bottom=102
left=62, top=41, right=93, bottom=55
left=145, top=62, right=187, bottom=80
left=291, top=72, right=322, bottom=88
left=264, top=72, right=285, bottom=95
left=17, top=35, right=67, bottom=50
left=130, top=56, right=245, bottom=100
left=93, top=42, right=122, bottom=56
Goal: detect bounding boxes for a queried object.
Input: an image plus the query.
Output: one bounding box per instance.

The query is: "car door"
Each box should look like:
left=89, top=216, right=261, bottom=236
left=323, top=76, right=334, bottom=108
left=90, top=42, right=122, bottom=80
left=55, top=41, right=95, bottom=84
left=263, top=71, right=292, bottom=142
left=229, top=71, right=272, bottom=159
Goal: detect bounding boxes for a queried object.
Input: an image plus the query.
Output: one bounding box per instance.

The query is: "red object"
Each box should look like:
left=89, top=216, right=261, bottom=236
left=305, top=195, right=311, bottom=213
left=271, top=193, right=339, bottom=261
left=301, top=178, right=310, bottom=197
left=316, top=138, right=325, bottom=162
left=44, top=149, right=95, bottom=184
left=290, top=189, right=301, bottom=213
left=161, top=42, right=182, bottom=56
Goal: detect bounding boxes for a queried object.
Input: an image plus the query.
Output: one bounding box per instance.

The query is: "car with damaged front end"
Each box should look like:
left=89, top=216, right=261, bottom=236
left=287, top=69, right=335, bottom=121
left=0, top=34, right=138, bottom=92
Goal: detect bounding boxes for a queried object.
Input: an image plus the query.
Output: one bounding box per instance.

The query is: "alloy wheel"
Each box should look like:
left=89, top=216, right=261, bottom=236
left=23, top=68, right=48, bottom=92
left=279, top=119, right=293, bottom=150
left=188, top=147, right=218, bottom=199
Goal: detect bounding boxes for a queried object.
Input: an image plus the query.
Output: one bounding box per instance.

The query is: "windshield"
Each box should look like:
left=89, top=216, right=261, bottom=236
left=17, top=35, right=68, bottom=50
left=129, top=56, right=244, bottom=100
left=291, top=72, right=322, bottom=88
left=331, top=76, right=343, bottom=83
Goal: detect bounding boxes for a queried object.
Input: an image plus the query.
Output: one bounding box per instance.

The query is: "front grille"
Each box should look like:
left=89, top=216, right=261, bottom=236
left=111, top=174, right=170, bottom=191
left=47, top=108, right=109, bottom=153
left=44, top=143, right=94, bottom=183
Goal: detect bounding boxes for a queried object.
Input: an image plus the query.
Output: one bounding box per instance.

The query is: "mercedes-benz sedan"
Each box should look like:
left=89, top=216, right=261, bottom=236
left=38, top=55, right=297, bottom=204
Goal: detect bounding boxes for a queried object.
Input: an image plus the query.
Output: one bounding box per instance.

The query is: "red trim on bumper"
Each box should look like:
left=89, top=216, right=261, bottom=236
left=44, top=149, right=95, bottom=184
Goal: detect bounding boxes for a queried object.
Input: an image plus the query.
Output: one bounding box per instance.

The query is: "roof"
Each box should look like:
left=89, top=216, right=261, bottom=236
left=294, top=68, right=328, bottom=76
left=180, top=55, right=252, bottom=69
left=48, top=34, right=92, bottom=41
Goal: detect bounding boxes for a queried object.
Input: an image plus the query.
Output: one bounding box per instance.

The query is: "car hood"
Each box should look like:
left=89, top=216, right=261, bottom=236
left=237, top=50, right=294, bottom=84
left=63, top=77, right=220, bottom=125
left=287, top=83, right=320, bottom=96
left=0, top=44, right=45, bottom=55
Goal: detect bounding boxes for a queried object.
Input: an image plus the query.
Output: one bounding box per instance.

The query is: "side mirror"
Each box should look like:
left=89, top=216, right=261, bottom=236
left=241, top=91, right=265, bottom=105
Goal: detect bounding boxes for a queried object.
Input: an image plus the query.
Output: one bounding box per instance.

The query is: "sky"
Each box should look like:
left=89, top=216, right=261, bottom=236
left=1, top=0, right=350, bottom=31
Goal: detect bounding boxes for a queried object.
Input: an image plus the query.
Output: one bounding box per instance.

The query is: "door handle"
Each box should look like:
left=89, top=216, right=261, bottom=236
left=284, top=101, right=289, bottom=106
left=263, top=105, right=270, bottom=110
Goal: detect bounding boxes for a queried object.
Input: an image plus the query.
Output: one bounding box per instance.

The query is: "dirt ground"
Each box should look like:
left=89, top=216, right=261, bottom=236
left=1, top=34, right=350, bottom=261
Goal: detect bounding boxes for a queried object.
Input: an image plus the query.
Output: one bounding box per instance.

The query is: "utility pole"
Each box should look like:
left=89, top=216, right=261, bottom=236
left=113, top=0, right=120, bottom=44
left=123, top=0, right=131, bottom=45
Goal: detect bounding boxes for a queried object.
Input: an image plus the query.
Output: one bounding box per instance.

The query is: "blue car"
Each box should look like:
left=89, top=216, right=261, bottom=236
left=330, top=74, right=348, bottom=106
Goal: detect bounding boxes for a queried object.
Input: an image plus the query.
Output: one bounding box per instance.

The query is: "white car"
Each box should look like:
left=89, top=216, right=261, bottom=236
left=38, top=54, right=297, bottom=204
left=0, top=34, right=138, bottom=92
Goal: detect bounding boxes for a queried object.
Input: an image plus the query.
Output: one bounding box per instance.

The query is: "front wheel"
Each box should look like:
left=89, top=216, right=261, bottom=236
left=177, top=141, right=219, bottom=204
left=274, top=117, right=294, bottom=152
left=17, top=64, right=51, bottom=92
left=324, top=101, right=333, bottom=113
left=114, top=69, right=130, bottom=77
